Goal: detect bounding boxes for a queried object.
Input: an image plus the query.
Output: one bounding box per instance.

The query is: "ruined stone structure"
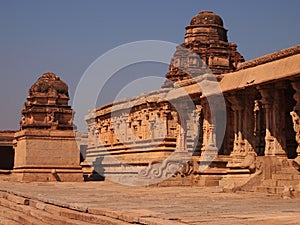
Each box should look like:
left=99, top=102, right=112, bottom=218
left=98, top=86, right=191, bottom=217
left=13, top=72, right=83, bottom=182
left=83, top=11, right=300, bottom=193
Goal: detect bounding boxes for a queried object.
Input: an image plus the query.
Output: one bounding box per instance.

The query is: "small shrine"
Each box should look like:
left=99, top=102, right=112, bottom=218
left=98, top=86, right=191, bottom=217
left=13, top=72, right=83, bottom=182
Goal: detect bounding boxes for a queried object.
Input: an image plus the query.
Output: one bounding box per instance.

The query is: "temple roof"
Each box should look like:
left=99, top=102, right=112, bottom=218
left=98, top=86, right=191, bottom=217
left=238, top=45, right=300, bottom=70
left=190, top=10, right=224, bottom=27
left=29, top=72, right=69, bottom=98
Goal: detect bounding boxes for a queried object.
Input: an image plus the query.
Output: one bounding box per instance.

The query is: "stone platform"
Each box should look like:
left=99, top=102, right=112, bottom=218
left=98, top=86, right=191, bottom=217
left=0, top=181, right=299, bottom=225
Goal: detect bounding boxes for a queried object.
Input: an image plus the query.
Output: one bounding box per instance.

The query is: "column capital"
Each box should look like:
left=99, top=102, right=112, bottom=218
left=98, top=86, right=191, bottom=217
left=226, top=93, right=245, bottom=111
left=257, top=86, right=273, bottom=107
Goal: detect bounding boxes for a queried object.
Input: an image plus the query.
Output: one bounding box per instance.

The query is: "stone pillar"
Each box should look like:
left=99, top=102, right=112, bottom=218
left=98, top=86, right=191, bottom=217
left=242, top=90, right=257, bottom=156
left=183, top=104, right=202, bottom=155
left=227, top=94, right=244, bottom=167
left=200, top=98, right=218, bottom=160
left=226, top=91, right=256, bottom=169
left=86, top=114, right=98, bottom=148
left=191, top=104, right=202, bottom=146
left=221, top=100, right=233, bottom=155
left=176, top=102, right=188, bottom=153
left=258, top=84, right=286, bottom=157
left=290, top=79, right=300, bottom=161
left=162, top=107, right=170, bottom=139
left=200, top=98, right=209, bottom=153
left=253, top=100, right=265, bottom=156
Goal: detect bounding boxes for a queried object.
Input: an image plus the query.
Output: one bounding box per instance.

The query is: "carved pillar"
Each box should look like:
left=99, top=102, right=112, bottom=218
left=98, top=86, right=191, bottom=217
left=162, top=107, right=170, bottom=139
left=290, top=79, right=300, bottom=159
left=87, top=115, right=98, bottom=148
left=197, top=105, right=204, bottom=151
left=200, top=98, right=209, bottom=153
left=122, top=115, right=128, bottom=142
left=273, top=84, right=287, bottom=154
left=227, top=90, right=257, bottom=168
left=142, top=114, right=149, bottom=140
left=258, top=84, right=286, bottom=157
left=176, top=102, right=188, bottom=152
left=184, top=104, right=202, bottom=155
left=119, top=116, right=127, bottom=143
left=221, top=100, right=233, bottom=155
left=227, top=94, right=244, bottom=164
left=253, top=100, right=265, bottom=156
left=177, top=124, right=186, bottom=152
left=109, top=120, right=114, bottom=145
left=259, top=88, right=273, bottom=155
left=193, top=105, right=202, bottom=139
left=200, top=98, right=218, bottom=157
left=149, top=119, right=155, bottom=140
left=243, top=90, right=256, bottom=155
left=227, top=93, right=245, bottom=167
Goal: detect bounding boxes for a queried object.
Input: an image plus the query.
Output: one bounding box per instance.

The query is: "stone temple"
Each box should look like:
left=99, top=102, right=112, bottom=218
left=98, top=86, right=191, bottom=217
left=1, top=10, right=300, bottom=195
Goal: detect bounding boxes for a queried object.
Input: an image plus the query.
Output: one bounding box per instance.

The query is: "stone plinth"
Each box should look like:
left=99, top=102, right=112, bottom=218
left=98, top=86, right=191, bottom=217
left=13, top=129, right=82, bottom=182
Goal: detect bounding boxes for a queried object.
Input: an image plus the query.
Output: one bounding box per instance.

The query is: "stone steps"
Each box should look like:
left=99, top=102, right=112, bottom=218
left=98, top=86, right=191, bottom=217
left=0, top=217, right=20, bottom=225
left=260, top=179, right=300, bottom=187
left=256, top=186, right=284, bottom=194
left=0, top=197, right=88, bottom=225
left=280, top=167, right=300, bottom=173
left=0, top=190, right=187, bottom=225
left=0, top=191, right=132, bottom=225
left=157, top=176, right=194, bottom=187
left=255, top=159, right=300, bottom=194
left=0, top=203, right=46, bottom=225
left=272, top=173, right=295, bottom=180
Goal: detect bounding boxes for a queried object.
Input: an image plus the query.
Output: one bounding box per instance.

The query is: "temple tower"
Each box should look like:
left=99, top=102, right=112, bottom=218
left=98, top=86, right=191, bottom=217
left=164, top=11, right=244, bottom=86
left=13, top=72, right=83, bottom=182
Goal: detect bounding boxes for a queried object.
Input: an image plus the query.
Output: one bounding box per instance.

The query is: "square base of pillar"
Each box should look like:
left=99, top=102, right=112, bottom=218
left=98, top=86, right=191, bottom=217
left=12, top=167, right=83, bottom=182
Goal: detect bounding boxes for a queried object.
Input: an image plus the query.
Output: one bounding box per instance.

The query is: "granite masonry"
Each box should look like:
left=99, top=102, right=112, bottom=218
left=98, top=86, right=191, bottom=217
left=0, top=11, right=299, bottom=196
left=82, top=11, right=300, bottom=193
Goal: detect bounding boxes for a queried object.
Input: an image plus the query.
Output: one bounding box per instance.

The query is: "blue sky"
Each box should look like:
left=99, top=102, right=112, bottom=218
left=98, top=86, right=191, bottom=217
left=0, top=0, right=300, bottom=130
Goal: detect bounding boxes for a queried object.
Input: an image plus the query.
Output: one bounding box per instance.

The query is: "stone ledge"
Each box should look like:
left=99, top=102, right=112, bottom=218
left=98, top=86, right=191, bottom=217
left=238, top=45, right=300, bottom=70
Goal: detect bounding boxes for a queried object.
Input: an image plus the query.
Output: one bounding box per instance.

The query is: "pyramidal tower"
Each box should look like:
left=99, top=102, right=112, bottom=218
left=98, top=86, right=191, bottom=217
left=164, top=10, right=244, bottom=87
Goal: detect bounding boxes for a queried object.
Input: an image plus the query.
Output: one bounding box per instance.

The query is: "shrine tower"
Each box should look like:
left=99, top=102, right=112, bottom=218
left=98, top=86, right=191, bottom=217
left=13, top=72, right=83, bottom=182
left=164, top=11, right=244, bottom=87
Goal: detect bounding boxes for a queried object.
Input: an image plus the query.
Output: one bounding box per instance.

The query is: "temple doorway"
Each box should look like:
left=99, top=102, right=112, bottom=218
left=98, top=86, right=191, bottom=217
left=0, top=146, right=14, bottom=170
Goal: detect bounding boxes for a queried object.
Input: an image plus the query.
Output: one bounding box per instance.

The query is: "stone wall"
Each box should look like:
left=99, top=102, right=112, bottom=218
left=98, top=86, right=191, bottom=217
left=84, top=47, right=300, bottom=190
left=81, top=10, right=300, bottom=190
